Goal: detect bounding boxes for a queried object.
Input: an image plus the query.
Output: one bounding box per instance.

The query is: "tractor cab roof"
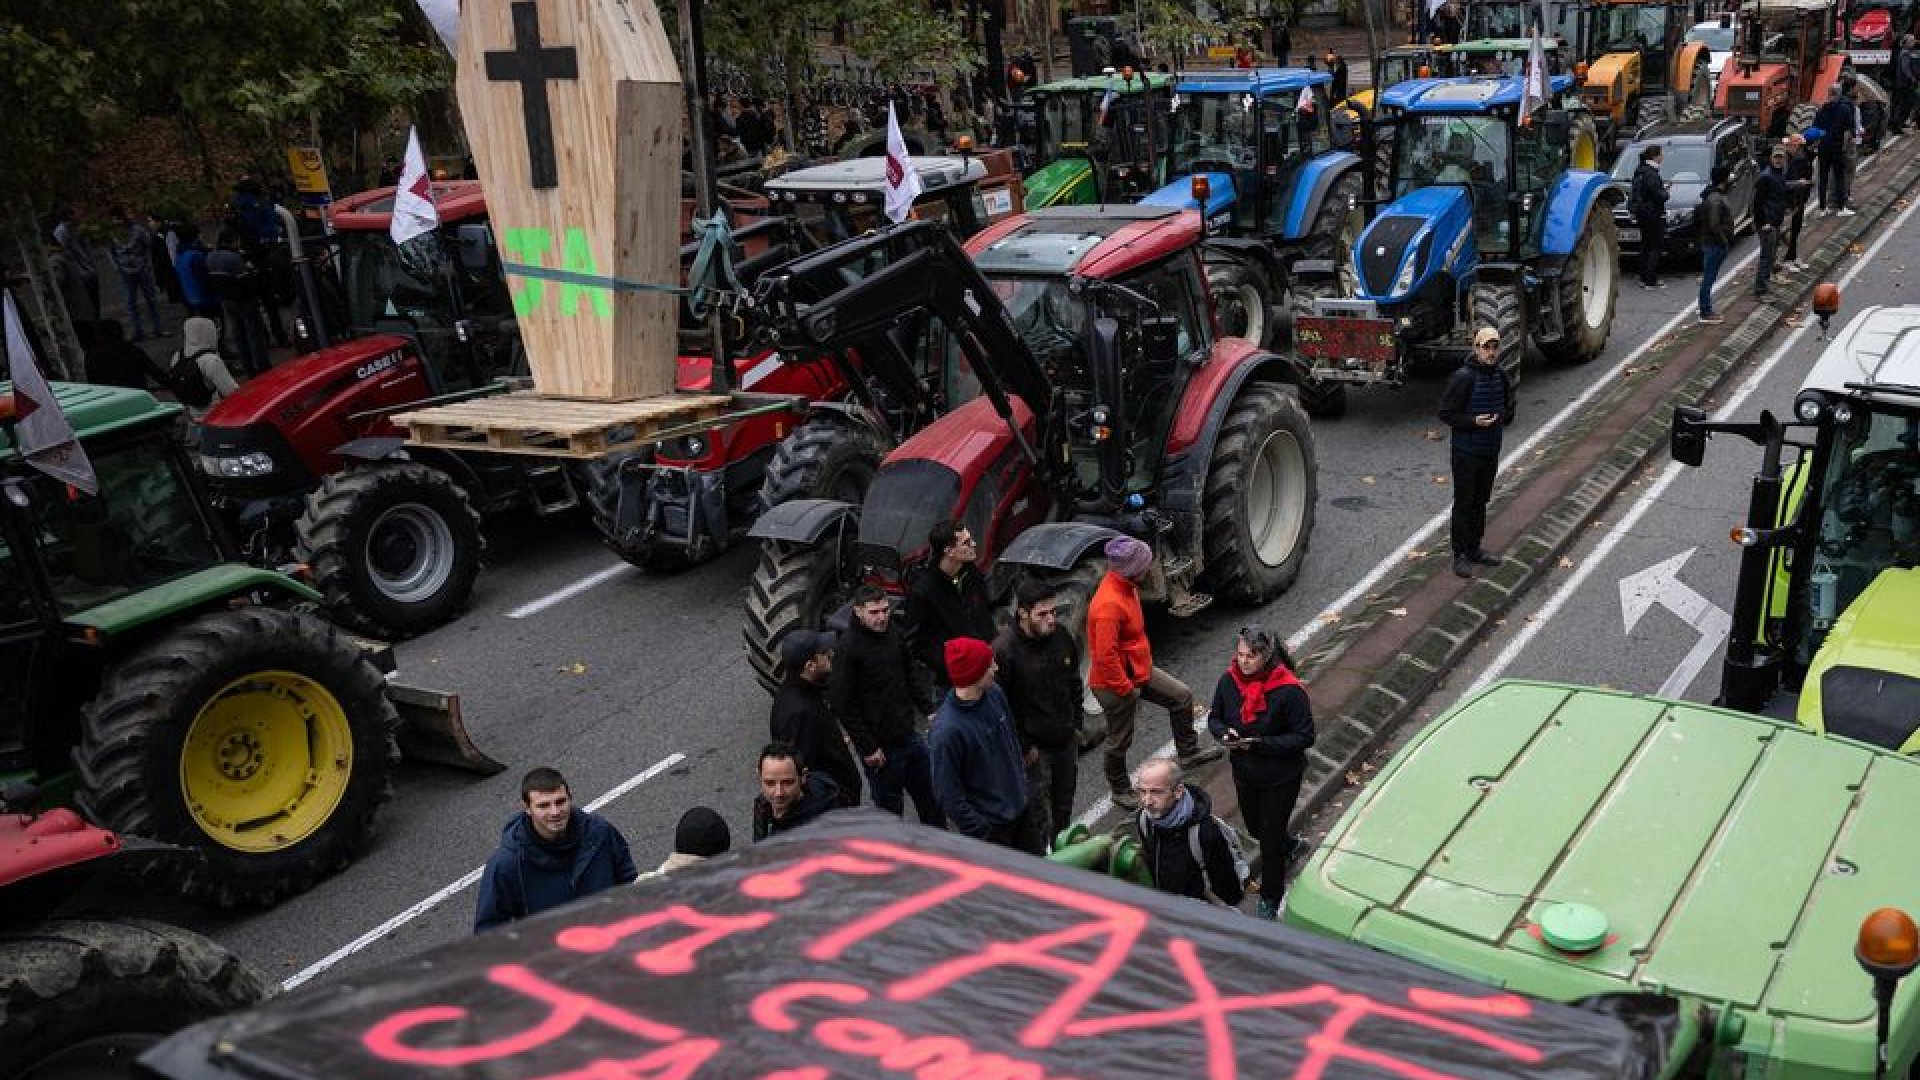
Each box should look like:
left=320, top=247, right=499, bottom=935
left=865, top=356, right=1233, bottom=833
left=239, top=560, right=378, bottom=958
left=1030, top=71, right=1176, bottom=95
left=1739, top=0, right=1838, bottom=14
left=329, top=180, right=487, bottom=232
left=965, top=204, right=1201, bottom=280
left=1800, top=305, right=1920, bottom=400
left=1380, top=73, right=1575, bottom=111
left=764, top=155, right=989, bottom=201
left=0, top=381, right=178, bottom=457
left=1173, top=66, right=1332, bottom=96
left=1450, top=36, right=1568, bottom=52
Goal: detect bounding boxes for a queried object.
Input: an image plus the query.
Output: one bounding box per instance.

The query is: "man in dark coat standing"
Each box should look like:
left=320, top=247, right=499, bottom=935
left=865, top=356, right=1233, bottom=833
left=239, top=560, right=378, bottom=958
left=770, top=630, right=862, bottom=807
left=1121, top=757, right=1246, bottom=909
left=475, top=767, right=638, bottom=932
left=1813, top=82, right=1858, bottom=215
left=994, top=579, right=1082, bottom=846
left=1629, top=144, right=1670, bottom=288
left=930, top=637, right=1042, bottom=852
left=907, top=519, right=996, bottom=695
left=1439, top=326, right=1516, bottom=578
left=1753, top=149, right=1790, bottom=298
left=831, top=586, right=946, bottom=826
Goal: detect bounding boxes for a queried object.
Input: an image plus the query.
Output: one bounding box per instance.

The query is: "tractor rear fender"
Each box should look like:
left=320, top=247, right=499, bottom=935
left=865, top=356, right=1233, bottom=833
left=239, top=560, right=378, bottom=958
left=330, top=439, right=488, bottom=503
left=63, top=566, right=322, bottom=642
left=1671, top=40, right=1711, bottom=98
left=331, top=436, right=408, bottom=462
left=1201, top=235, right=1284, bottom=284
left=1539, top=172, right=1619, bottom=258
left=1278, top=153, right=1364, bottom=240
left=997, top=521, right=1123, bottom=572
left=1143, top=171, right=1238, bottom=219
left=800, top=400, right=895, bottom=445
left=746, top=497, right=860, bottom=544
left=1809, top=54, right=1849, bottom=102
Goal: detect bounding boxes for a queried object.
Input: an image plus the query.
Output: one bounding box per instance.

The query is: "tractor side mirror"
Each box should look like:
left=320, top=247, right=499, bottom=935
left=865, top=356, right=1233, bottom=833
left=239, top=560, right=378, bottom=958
left=1140, top=315, right=1181, bottom=366
left=1671, top=405, right=1709, bottom=466
left=456, top=224, right=497, bottom=273
left=1543, top=110, right=1573, bottom=147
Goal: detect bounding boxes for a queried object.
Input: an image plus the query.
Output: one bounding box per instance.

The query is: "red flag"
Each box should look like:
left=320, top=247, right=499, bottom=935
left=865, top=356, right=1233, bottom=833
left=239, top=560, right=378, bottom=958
left=4, top=289, right=97, bottom=495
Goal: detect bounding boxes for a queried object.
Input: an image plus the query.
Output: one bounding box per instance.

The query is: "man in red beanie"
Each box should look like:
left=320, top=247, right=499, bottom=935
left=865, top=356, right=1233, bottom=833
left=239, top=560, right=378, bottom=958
left=1087, top=535, right=1221, bottom=811
left=929, top=637, right=1043, bottom=853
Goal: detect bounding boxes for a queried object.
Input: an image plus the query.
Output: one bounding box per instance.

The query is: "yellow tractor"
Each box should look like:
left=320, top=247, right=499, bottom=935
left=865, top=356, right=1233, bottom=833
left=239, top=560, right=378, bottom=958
left=1577, top=0, right=1717, bottom=151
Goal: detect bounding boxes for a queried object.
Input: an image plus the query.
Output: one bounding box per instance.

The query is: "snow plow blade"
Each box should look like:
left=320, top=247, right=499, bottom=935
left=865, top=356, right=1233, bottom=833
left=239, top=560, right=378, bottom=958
left=385, top=681, right=505, bottom=775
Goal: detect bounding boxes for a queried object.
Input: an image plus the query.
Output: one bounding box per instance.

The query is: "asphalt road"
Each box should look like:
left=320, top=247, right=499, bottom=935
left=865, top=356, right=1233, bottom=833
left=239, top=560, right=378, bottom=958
left=132, top=142, right=1912, bottom=988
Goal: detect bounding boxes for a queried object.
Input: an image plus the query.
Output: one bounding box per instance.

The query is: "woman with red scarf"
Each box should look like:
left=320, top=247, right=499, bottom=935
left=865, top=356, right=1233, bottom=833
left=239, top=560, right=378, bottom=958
left=1207, top=625, right=1316, bottom=919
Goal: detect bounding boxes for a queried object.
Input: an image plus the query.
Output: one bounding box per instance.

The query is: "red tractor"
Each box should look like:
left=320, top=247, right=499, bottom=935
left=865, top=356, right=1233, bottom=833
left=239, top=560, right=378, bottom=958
left=741, top=208, right=1320, bottom=691
left=1714, top=0, right=1849, bottom=140
left=0, top=798, right=268, bottom=1078
left=196, top=179, right=811, bottom=637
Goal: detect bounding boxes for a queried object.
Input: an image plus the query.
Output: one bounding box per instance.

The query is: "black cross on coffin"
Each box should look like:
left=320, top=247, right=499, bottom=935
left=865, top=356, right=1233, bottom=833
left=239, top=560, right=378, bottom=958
left=485, top=2, right=578, bottom=189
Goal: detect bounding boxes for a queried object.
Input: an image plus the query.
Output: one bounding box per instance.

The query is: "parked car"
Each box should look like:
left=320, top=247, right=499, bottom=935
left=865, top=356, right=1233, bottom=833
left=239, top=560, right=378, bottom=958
left=1686, top=17, right=1738, bottom=89
left=1609, top=118, right=1757, bottom=260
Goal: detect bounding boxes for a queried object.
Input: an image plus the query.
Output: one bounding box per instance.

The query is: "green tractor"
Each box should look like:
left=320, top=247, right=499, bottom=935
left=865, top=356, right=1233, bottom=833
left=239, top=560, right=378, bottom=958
left=0, top=381, right=495, bottom=908
left=1024, top=70, right=1178, bottom=207
left=1671, top=304, right=1920, bottom=750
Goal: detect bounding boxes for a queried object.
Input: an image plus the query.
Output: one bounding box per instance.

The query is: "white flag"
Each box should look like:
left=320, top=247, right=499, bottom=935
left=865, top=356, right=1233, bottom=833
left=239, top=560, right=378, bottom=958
left=415, top=0, right=458, bottom=56
left=390, top=127, right=440, bottom=246
left=4, top=290, right=97, bottom=495
left=1520, top=7, right=1549, bottom=121
left=883, top=101, right=924, bottom=225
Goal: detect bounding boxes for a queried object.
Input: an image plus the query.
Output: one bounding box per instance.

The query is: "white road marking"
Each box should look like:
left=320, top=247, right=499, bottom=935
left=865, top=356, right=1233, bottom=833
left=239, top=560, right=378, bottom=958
left=1468, top=183, right=1920, bottom=695
left=1617, top=548, right=1734, bottom=698
left=280, top=752, right=687, bottom=991
left=506, top=561, right=636, bottom=619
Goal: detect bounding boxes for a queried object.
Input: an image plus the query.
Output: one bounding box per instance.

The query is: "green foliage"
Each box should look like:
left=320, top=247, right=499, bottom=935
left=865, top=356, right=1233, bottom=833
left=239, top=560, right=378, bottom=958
left=690, top=0, right=979, bottom=94
left=0, top=0, right=450, bottom=210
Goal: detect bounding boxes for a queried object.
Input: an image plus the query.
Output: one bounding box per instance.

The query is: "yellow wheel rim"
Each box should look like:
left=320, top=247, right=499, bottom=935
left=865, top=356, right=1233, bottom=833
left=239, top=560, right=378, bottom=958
left=179, top=671, right=354, bottom=853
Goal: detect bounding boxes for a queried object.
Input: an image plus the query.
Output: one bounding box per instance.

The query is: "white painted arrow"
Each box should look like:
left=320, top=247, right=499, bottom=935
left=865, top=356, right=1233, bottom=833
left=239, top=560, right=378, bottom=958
left=1618, top=548, right=1734, bottom=699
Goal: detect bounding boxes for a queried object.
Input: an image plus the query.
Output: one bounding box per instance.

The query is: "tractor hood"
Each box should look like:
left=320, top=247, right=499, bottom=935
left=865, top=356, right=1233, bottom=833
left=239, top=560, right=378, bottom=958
left=1289, top=680, right=1920, bottom=1069
left=1798, top=567, right=1920, bottom=752
left=1354, top=186, right=1475, bottom=302
left=857, top=396, right=1039, bottom=565
left=199, top=335, right=427, bottom=433
left=1024, top=157, right=1097, bottom=208
left=1139, top=172, right=1237, bottom=221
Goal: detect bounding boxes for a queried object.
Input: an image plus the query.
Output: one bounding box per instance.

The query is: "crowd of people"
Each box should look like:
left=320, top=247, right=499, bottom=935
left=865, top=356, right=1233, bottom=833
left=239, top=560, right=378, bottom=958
left=473, top=523, right=1321, bottom=933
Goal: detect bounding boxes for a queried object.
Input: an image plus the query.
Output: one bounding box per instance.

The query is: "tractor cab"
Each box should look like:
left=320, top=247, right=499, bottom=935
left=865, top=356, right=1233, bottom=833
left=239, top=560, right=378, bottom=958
left=1025, top=71, right=1177, bottom=207
left=1672, top=305, right=1920, bottom=749
left=1578, top=0, right=1715, bottom=150
left=760, top=150, right=1026, bottom=246
left=1159, top=69, right=1349, bottom=236
left=1716, top=0, right=1845, bottom=140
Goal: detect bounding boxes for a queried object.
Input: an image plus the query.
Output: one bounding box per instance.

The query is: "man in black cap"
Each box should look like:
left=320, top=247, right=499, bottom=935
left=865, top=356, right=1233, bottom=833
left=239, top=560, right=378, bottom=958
left=770, top=630, right=862, bottom=807
left=636, top=807, right=731, bottom=881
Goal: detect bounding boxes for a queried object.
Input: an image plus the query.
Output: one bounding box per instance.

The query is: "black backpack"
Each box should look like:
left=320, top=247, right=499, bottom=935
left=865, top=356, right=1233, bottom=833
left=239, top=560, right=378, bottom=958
left=163, top=349, right=218, bottom=408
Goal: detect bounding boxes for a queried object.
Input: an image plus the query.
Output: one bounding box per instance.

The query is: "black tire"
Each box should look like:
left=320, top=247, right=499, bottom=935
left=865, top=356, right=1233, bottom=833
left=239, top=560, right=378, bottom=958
left=1370, top=123, right=1396, bottom=205
left=1684, top=63, right=1712, bottom=118
left=1537, top=210, right=1619, bottom=364
left=1286, top=278, right=1351, bottom=419
left=295, top=462, right=483, bottom=639
left=1470, top=279, right=1527, bottom=383
left=1302, top=169, right=1366, bottom=265
left=837, top=125, right=937, bottom=158
left=0, top=917, right=268, bottom=1079
left=1786, top=102, right=1818, bottom=143
left=757, top=417, right=886, bottom=517
left=1634, top=94, right=1672, bottom=133
left=1206, top=256, right=1277, bottom=349
left=1202, top=383, right=1318, bottom=603
left=579, top=448, right=691, bottom=572
left=744, top=537, right=859, bottom=694
left=73, top=609, right=400, bottom=906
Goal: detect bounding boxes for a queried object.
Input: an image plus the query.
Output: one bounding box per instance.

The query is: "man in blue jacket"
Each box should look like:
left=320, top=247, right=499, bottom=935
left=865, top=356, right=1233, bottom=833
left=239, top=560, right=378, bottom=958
left=475, top=767, right=638, bottom=933
left=930, top=638, right=1042, bottom=853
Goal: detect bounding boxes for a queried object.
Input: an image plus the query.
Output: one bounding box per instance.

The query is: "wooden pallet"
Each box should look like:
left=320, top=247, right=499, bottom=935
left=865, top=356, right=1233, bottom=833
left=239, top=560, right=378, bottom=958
left=391, top=392, right=732, bottom=459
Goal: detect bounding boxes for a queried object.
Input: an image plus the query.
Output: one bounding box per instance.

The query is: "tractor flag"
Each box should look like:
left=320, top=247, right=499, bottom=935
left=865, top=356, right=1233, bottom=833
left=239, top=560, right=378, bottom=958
left=1097, top=74, right=1119, bottom=124
left=883, top=101, right=923, bottom=224
left=1519, top=5, right=1549, bottom=121
left=390, top=126, right=440, bottom=246
left=3, top=290, right=97, bottom=495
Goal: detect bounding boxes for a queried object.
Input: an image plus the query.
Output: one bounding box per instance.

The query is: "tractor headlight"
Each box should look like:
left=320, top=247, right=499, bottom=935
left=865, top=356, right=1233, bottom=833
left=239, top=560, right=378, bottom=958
left=1796, top=398, right=1825, bottom=422
left=1392, top=249, right=1420, bottom=295
left=201, top=452, right=278, bottom=478
left=1832, top=403, right=1853, bottom=426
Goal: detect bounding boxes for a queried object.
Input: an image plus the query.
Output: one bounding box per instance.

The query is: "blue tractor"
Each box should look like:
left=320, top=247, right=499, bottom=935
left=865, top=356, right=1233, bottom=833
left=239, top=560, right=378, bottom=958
left=1141, top=67, right=1368, bottom=367
left=1292, top=74, right=1621, bottom=415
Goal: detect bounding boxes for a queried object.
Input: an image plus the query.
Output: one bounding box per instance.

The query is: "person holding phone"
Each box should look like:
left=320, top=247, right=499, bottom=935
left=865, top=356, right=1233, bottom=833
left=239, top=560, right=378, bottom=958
left=1438, top=326, right=1516, bottom=578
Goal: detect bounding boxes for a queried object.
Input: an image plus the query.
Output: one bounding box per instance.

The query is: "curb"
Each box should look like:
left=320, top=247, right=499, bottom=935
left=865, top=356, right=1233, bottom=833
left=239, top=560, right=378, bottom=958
left=1281, top=146, right=1920, bottom=841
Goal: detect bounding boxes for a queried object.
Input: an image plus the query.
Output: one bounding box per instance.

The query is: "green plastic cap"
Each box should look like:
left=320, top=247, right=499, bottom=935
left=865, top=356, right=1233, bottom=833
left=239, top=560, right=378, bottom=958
left=1540, top=902, right=1609, bottom=953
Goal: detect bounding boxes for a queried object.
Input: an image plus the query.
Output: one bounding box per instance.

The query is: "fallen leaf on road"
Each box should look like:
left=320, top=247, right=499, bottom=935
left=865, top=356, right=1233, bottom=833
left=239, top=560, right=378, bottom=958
left=1422, top=428, right=1444, bottom=441
left=1557, top=557, right=1575, bottom=569
left=1346, top=771, right=1365, bottom=785
left=1387, top=607, right=1409, bottom=617
left=560, top=662, right=588, bottom=675
left=1849, top=243, right=1865, bottom=254
left=1433, top=475, right=1449, bottom=485
left=1525, top=613, right=1538, bottom=622
left=1361, top=475, right=1376, bottom=485
left=1319, top=611, right=1342, bottom=624
left=1407, top=549, right=1427, bottom=560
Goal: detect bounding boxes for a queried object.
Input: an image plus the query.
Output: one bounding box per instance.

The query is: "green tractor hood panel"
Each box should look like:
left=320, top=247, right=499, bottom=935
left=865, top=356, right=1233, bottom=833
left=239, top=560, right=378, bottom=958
left=66, top=565, right=322, bottom=638
left=1025, top=157, right=1098, bottom=207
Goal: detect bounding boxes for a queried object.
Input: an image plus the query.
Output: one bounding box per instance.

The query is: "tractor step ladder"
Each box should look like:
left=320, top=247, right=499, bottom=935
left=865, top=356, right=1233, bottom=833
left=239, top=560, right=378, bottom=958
left=523, top=463, right=580, bottom=515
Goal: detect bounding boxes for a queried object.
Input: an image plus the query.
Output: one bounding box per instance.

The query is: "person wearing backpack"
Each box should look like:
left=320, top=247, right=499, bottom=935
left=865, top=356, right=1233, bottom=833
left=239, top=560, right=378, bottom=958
left=166, top=316, right=238, bottom=417
left=1208, top=624, right=1315, bottom=919
left=1121, top=758, right=1245, bottom=908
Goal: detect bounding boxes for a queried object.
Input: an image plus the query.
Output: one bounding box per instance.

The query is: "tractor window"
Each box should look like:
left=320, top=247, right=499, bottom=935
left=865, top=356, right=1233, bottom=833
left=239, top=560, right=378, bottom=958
left=998, top=276, right=1087, bottom=387
left=1801, top=411, right=1920, bottom=666
left=1110, top=258, right=1203, bottom=489
left=1394, top=115, right=1513, bottom=249
left=22, top=441, right=221, bottom=614
left=1595, top=5, right=1668, bottom=52
left=1171, top=93, right=1256, bottom=177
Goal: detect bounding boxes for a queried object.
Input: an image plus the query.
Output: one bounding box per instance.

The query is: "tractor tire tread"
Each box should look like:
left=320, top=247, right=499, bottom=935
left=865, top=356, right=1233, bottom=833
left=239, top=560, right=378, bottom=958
left=757, top=417, right=886, bottom=517
left=295, top=463, right=483, bottom=639
left=1470, top=280, right=1528, bottom=384
left=744, top=539, right=850, bottom=694
left=1201, top=383, right=1318, bottom=603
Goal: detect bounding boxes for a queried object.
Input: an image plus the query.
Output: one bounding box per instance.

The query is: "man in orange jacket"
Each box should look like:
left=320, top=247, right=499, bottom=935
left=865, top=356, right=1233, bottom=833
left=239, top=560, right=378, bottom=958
left=1086, top=536, right=1222, bottom=809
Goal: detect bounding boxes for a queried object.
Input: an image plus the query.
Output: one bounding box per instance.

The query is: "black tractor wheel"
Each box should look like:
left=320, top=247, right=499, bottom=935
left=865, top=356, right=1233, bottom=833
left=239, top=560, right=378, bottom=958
left=1784, top=101, right=1818, bottom=143
left=1206, top=256, right=1277, bottom=349
left=1683, top=63, right=1712, bottom=119
left=837, top=125, right=938, bottom=158
left=1470, top=279, right=1528, bottom=383
left=1370, top=124, right=1397, bottom=205
left=1303, top=170, right=1366, bottom=264
left=745, top=537, right=859, bottom=694
left=296, top=462, right=483, bottom=639
left=579, top=448, right=691, bottom=572
left=1634, top=94, right=1673, bottom=133
left=1202, top=383, right=1318, bottom=603
left=1537, top=210, right=1619, bottom=364
left=0, top=917, right=268, bottom=1080
left=73, top=608, right=400, bottom=906
left=1286, top=278, right=1351, bottom=419
left=757, top=416, right=887, bottom=517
